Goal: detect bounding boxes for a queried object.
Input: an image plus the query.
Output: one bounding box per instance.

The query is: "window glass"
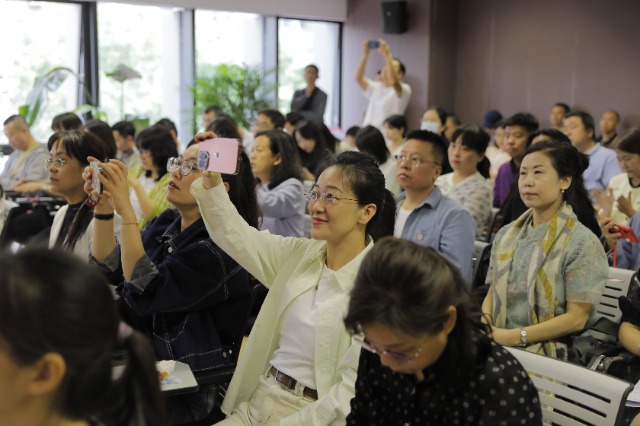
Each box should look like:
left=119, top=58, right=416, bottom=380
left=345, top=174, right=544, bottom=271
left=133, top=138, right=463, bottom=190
left=98, top=3, right=182, bottom=139
left=0, top=0, right=81, bottom=146
left=277, top=19, right=341, bottom=127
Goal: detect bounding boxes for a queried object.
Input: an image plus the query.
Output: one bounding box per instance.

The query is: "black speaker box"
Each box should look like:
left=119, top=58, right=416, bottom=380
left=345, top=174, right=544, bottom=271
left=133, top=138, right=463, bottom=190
left=382, top=1, right=409, bottom=34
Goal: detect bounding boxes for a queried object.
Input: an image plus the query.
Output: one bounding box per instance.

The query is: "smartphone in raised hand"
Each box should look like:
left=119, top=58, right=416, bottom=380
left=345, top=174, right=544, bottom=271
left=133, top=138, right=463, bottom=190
left=197, top=138, right=242, bottom=175
left=368, top=40, right=380, bottom=49
left=90, top=161, right=103, bottom=194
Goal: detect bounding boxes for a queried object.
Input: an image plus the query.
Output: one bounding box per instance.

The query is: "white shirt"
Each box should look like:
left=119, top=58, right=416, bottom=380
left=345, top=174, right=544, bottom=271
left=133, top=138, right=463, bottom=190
left=271, top=266, right=334, bottom=389
left=362, top=79, right=412, bottom=130
left=394, top=207, right=412, bottom=237
left=130, top=174, right=155, bottom=220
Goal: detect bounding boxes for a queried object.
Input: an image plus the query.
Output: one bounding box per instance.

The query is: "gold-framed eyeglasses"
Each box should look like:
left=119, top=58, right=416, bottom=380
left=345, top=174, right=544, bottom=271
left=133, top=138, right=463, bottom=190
left=305, top=191, right=359, bottom=205
left=167, top=157, right=198, bottom=176
left=44, top=158, right=77, bottom=170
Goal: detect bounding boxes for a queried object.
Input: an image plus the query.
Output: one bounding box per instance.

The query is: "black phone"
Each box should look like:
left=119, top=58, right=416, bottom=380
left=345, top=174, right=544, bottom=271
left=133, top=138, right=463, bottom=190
left=368, top=40, right=380, bottom=49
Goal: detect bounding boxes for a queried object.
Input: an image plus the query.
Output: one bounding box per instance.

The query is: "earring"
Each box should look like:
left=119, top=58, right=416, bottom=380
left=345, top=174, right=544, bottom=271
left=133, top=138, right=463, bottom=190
left=561, top=188, right=566, bottom=194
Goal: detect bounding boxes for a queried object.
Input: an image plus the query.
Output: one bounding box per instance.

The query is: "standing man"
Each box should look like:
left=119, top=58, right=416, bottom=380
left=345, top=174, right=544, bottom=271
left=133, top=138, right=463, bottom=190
left=394, top=129, right=476, bottom=284
left=1, top=115, right=49, bottom=191
left=596, top=110, right=621, bottom=148
left=563, top=111, right=621, bottom=194
left=356, top=38, right=412, bottom=130
left=290, top=65, right=327, bottom=124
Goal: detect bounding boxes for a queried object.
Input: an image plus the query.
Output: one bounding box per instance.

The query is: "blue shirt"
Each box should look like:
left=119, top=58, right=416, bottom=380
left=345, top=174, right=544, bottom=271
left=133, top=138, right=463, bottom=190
left=258, top=178, right=305, bottom=237
left=584, top=143, right=621, bottom=193
left=396, top=187, right=476, bottom=284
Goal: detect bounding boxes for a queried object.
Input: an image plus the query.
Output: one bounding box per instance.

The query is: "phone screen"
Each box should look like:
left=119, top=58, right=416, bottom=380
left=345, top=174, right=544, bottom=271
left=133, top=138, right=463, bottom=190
left=368, top=40, right=380, bottom=49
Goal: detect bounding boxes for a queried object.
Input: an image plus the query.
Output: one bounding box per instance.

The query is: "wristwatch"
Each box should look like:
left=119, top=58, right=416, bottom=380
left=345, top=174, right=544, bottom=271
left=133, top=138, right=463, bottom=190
left=520, top=328, right=528, bottom=346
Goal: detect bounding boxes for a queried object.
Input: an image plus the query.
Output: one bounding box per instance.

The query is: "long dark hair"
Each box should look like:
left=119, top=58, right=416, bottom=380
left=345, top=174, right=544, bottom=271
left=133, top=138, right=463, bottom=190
left=83, top=119, right=117, bottom=159
left=522, top=140, right=593, bottom=217
left=254, top=130, right=303, bottom=188
left=136, top=125, right=178, bottom=179
left=48, top=130, right=108, bottom=251
left=316, top=151, right=395, bottom=242
left=293, top=121, right=331, bottom=178
left=355, top=125, right=391, bottom=165
left=222, top=150, right=262, bottom=229
left=450, top=125, right=491, bottom=178
left=0, top=248, right=168, bottom=425
left=615, top=128, right=640, bottom=155
left=344, top=237, right=490, bottom=386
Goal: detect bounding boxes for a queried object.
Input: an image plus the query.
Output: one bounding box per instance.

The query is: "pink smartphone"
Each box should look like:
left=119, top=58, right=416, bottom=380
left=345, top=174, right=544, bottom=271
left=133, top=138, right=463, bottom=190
left=197, top=138, right=242, bottom=175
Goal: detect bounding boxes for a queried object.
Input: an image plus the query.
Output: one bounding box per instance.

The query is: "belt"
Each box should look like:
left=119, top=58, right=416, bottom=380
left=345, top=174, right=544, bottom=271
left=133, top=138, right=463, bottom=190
left=269, top=366, right=318, bottom=400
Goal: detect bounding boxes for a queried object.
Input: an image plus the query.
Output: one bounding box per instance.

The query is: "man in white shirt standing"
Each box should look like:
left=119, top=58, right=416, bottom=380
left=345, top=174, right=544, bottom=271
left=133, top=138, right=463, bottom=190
left=356, top=38, right=411, bottom=131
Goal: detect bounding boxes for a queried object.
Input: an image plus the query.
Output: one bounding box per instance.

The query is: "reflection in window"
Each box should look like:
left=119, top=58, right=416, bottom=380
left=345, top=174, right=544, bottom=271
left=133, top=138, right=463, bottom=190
left=0, top=1, right=81, bottom=143
left=278, top=19, right=341, bottom=127
left=98, top=3, right=182, bottom=139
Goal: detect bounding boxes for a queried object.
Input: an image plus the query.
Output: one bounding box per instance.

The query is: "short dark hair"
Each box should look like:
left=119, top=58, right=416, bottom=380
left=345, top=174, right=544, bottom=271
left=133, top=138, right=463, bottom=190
left=405, top=129, right=448, bottom=165
left=305, top=64, right=319, bottom=74
left=52, top=112, right=82, bottom=131
left=604, top=109, right=621, bottom=123
left=504, top=112, right=539, bottom=135
left=83, top=119, right=117, bottom=159
left=553, top=102, right=571, bottom=114
left=345, top=125, right=361, bottom=138
left=394, top=58, right=406, bottom=75
left=355, top=125, right=390, bottom=165
left=254, top=130, right=303, bottom=188
left=206, top=116, right=241, bottom=140
left=3, top=114, right=27, bottom=129
left=285, top=111, right=305, bottom=127
left=383, top=114, right=407, bottom=137
left=136, top=125, right=179, bottom=178
left=425, top=106, right=447, bottom=125
left=257, top=109, right=285, bottom=130
left=155, top=117, right=178, bottom=137
left=112, top=120, right=136, bottom=138
left=564, top=111, right=595, bottom=137
left=204, top=105, right=224, bottom=116
left=528, top=128, right=571, bottom=146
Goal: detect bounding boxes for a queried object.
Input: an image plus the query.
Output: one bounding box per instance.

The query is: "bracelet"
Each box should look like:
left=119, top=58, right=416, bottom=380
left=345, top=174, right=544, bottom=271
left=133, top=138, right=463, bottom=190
left=94, top=213, right=114, bottom=221
left=121, top=221, right=139, bottom=226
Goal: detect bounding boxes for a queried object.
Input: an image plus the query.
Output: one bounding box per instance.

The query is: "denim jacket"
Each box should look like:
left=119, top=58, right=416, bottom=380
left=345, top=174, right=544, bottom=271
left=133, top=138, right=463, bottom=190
left=93, top=209, right=250, bottom=372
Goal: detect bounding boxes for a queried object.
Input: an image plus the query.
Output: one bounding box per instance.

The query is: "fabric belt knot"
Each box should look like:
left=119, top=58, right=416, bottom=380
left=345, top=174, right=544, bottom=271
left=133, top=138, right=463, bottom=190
left=269, top=366, right=318, bottom=400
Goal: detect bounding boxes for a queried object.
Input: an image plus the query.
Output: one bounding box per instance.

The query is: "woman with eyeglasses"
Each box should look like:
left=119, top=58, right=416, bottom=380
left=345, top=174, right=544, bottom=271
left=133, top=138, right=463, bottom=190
left=127, top=125, right=178, bottom=230
left=251, top=130, right=305, bottom=237
left=191, top=130, right=396, bottom=425
left=45, top=130, right=120, bottom=259
left=344, top=237, right=542, bottom=425
left=86, top=141, right=259, bottom=423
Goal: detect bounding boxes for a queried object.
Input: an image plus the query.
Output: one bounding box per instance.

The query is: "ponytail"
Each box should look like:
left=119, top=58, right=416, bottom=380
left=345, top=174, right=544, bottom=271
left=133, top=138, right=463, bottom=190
left=368, top=189, right=396, bottom=242
left=64, top=201, right=94, bottom=251
left=477, top=157, right=491, bottom=179
left=99, top=331, right=169, bottom=426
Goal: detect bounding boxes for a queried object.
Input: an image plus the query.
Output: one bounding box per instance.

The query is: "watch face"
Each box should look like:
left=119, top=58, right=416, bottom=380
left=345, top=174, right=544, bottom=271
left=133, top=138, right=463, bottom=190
left=520, top=329, right=527, bottom=344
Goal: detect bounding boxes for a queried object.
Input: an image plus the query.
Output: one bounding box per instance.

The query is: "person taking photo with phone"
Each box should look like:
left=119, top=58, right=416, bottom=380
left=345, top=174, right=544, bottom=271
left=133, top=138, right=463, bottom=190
left=355, top=38, right=411, bottom=131
left=86, top=140, right=260, bottom=424
left=191, top=129, right=396, bottom=425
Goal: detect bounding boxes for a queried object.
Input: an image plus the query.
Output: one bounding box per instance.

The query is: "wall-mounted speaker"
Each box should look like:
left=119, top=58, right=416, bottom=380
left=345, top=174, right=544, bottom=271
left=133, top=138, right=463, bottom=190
left=382, top=1, right=409, bottom=34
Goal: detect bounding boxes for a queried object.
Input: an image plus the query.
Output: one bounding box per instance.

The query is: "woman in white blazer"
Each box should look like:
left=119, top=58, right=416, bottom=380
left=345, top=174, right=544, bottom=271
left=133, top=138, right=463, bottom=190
left=192, top=131, right=395, bottom=426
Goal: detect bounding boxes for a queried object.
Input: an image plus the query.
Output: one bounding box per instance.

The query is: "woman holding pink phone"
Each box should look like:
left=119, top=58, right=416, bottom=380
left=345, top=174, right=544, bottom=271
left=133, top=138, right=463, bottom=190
left=482, top=139, right=608, bottom=360
left=191, top=130, right=395, bottom=425
left=86, top=140, right=260, bottom=424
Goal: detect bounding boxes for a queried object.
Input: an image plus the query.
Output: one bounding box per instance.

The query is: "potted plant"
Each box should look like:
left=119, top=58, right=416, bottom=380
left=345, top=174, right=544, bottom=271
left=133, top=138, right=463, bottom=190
left=191, top=63, right=275, bottom=130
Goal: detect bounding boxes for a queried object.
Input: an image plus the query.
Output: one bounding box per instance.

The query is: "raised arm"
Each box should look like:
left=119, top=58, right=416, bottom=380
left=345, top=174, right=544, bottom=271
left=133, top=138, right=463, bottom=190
left=378, top=39, right=403, bottom=97
left=355, top=39, right=371, bottom=91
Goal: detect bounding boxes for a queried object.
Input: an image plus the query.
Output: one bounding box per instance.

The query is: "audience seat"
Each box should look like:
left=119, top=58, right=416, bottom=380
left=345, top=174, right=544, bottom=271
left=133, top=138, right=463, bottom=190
left=507, top=347, right=632, bottom=426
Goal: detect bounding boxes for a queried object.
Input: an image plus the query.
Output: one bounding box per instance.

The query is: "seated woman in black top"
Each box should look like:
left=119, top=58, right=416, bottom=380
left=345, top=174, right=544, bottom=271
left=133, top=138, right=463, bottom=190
left=88, top=142, right=260, bottom=423
left=344, top=237, right=542, bottom=425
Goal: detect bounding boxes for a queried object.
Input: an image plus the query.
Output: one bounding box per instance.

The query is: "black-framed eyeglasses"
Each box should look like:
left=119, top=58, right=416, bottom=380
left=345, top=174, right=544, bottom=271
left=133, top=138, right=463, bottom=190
left=352, top=333, right=426, bottom=363
left=167, top=157, right=198, bottom=176
left=44, top=158, right=77, bottom=170
left=394, top=154, right=439, bottom=168
left=305, top=191, right=359, bottom=205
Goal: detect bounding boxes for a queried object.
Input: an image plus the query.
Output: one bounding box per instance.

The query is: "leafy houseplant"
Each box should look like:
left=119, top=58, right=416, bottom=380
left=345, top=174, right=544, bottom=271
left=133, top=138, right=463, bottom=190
left=191, top=63, right=275, bottom=130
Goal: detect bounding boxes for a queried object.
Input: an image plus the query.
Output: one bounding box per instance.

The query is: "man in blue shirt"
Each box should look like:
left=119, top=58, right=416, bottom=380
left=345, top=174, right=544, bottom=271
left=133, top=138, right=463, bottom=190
left=394, top=129, right=476, bottom=284
left=563, top=111, right=621, bottom=194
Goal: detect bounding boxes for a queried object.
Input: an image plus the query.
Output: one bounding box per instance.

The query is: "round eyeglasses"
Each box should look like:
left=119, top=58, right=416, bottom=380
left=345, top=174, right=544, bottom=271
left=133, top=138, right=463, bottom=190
left=305, top=191, right=359, bottom=205
left=352, top=333, right=426, bottom=363
left=167, top=157, right=198, bottom=176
